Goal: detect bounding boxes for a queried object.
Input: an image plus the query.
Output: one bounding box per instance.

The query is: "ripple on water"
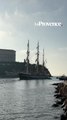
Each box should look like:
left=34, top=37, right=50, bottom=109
left=0, top=77, right=62, bottom=120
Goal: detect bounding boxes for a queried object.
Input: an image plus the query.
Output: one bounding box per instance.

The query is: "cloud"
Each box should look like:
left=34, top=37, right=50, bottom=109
left=58, top=47, right=67, bottom=51
left=0, top=31, right=12, bottom=40
left=0, top=0, right=65, bottom=15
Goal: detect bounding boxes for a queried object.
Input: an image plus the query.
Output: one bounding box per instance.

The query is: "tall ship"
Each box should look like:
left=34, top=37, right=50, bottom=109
left=19, top=40, right=51, bottom=80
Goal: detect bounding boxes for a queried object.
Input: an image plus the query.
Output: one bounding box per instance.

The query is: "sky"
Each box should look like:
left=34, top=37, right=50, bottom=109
left=0, top=0, right=67, bottom=76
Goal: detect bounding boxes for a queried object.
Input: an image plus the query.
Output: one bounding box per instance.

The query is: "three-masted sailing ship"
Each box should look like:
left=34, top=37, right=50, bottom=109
left=19, top=40, right=51, bottom=80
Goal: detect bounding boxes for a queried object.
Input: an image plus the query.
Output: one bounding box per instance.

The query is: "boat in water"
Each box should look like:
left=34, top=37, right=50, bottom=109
left=19, top=40, right=51, bottom=80
left=59, top=75, right=67, bottom=80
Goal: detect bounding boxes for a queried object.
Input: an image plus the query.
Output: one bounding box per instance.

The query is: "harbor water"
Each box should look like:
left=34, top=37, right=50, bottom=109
left=0, top=77, right=63, bottom=120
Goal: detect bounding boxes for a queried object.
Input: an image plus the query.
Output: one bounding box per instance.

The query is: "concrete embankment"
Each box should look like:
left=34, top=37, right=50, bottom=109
left=53, top=81, right=67, bottom=120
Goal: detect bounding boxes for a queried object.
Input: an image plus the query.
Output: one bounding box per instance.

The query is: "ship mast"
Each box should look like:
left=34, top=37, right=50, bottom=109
left=42, top=49, right=45, bottom=73
left=36, top=42, right=39, bottom=73
left=26, top=40, right=30, bottom=73
left=43, top=49, right=45, bottom=67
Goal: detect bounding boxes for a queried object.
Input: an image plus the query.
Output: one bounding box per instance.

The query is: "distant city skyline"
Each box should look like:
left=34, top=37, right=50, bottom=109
left=0, top=0, right=67, bottom=76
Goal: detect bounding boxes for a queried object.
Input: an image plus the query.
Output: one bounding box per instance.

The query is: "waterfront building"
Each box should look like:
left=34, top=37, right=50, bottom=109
left=0, top=49, right=16, bottom=62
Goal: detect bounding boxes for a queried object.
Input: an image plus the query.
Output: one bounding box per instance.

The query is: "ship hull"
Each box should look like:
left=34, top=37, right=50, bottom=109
left=19, top=72, right=51, bottom=80
left=59, top=76, right=67, bottom=80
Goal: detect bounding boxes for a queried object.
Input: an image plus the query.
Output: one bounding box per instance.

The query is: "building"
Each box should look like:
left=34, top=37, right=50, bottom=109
left=0, top=49, right=16, bottom=62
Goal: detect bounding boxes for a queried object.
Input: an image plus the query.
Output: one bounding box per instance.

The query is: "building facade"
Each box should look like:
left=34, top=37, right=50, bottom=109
left=0, top=49, right=16, bottom=62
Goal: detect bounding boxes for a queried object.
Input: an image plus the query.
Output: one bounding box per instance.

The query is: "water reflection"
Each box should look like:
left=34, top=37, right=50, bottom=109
left=0, top=78, right=62, bottom=120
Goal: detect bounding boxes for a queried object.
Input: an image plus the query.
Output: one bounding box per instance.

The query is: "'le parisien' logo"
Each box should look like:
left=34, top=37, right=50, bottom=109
left=35, top=21, right=63, bottom=27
